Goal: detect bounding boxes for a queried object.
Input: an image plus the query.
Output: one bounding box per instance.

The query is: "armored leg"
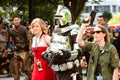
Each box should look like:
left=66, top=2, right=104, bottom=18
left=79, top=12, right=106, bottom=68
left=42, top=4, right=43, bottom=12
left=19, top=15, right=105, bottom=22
left=77, top=66, right=83, bottom=80
left=55, top=69, right=80, bottom=80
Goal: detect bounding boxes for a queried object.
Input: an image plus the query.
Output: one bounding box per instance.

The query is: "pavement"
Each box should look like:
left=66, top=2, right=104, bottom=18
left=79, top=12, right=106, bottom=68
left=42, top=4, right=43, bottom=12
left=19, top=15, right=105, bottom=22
left=0, top=76, right=86, bottom=80
left=0, top=74, right=26, bottom=80
left=0, top=75, right=86, bottom=80
left=0, top=69, right=87, bottom=80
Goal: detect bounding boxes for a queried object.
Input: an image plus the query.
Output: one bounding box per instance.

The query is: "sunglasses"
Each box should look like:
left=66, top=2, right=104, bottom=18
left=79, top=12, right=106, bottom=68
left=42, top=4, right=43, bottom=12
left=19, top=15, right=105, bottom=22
left=93, top=31, right=103, bottom=34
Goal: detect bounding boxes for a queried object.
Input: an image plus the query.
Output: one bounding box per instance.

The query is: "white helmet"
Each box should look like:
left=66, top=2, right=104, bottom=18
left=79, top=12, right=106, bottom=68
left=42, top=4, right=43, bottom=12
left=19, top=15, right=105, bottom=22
left=55, top=5, right=72, bottom=26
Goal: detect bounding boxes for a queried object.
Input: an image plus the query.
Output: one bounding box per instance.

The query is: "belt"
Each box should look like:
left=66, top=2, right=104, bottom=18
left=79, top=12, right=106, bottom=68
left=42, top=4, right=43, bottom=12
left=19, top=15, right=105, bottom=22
left=51, top=58, right=80, bottom=72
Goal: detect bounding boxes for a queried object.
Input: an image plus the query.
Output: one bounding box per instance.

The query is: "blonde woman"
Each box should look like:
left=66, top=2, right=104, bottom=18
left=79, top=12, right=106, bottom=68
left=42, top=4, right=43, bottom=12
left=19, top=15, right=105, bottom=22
left=30, top=18, right=55, bottom=80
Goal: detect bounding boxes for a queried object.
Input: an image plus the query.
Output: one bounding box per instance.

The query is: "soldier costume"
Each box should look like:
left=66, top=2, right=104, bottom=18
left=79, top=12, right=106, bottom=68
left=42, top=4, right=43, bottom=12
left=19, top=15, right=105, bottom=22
left=9, top=16, right=32, bottom=80
left=42, top=5, right=81, bottom=80
left=84, top=42, right=119, bottom=80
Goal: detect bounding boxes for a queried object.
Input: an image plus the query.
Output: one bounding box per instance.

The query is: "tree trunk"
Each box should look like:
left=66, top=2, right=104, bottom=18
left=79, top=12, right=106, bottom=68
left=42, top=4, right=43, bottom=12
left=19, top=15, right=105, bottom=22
left=64, top=0, right=88, bottom=24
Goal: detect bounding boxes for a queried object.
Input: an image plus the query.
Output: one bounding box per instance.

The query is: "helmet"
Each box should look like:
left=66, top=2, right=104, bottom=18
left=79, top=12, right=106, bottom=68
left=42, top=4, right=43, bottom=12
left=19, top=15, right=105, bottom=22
left=55, top=5, right=72, bottom=26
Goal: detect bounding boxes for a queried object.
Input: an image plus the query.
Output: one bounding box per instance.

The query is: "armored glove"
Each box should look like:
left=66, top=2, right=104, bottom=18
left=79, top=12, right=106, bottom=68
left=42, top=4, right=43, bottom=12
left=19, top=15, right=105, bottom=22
left=50, top=49, right=71, bottom=64
left=42, top=49, right=71, bottom=64
left=41, top=51, right=56, bottom=62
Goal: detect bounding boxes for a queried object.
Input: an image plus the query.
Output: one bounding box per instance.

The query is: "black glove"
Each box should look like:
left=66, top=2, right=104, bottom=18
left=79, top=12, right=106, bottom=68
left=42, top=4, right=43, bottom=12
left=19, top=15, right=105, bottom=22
left=56, top=49, right=71, bottom=59
left=41, top=51, right=55, bottom=62
left=42, top=49, right=71, bottom=64
left=52, top=49, right=71, bottom=64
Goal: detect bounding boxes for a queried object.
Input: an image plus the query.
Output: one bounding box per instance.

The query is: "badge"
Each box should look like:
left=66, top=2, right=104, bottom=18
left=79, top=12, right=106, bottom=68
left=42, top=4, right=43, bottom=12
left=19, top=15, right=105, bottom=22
left=37, top=61, right=42, bottom=71
left=97, top=75, right=103, bottom=80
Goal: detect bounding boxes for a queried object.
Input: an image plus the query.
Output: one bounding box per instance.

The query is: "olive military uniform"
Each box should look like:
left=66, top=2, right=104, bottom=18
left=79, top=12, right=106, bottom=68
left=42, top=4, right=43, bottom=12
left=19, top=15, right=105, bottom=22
left=9, top=25, right=32, bottom=80
left=83, top=41, right=119, bottom=80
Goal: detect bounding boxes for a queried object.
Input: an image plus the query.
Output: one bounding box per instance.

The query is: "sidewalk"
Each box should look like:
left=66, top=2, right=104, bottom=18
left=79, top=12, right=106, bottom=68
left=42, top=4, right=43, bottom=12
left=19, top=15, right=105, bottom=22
left=0, top=69, right=87, bottom=80
left=0, top=74, right=8, bottom=78
left=0, top=75, right=26, bottom=80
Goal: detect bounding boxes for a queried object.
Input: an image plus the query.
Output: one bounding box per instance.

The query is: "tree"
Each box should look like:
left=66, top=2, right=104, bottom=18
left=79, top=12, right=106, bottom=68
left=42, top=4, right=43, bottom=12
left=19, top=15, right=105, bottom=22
left=108, top=13, right=120, bottom=25
left=102, top=11, right=112, bottom=22
left=32, top=0, right=56, bottom=24
left=48, top=0, right=88, bottom=24
left=48, top=0, right=103, bottom=24
left=0, top=0, right=29, bottom=23
left=0, top=0, right=102, bottom=25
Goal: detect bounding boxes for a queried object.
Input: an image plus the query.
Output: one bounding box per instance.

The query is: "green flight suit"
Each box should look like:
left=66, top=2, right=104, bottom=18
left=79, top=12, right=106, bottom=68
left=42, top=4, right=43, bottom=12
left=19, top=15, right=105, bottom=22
left=83, top=41, right=119, bottom=80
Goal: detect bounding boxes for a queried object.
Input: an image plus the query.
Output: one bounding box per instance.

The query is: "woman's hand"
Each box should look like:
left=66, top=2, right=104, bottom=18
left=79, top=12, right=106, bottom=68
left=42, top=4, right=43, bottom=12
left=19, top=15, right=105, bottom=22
left=81, top=19, right=90, bottom=28
left=80, top=58, right=87, bottom=68
left=113, top=68, right=119, bottom=80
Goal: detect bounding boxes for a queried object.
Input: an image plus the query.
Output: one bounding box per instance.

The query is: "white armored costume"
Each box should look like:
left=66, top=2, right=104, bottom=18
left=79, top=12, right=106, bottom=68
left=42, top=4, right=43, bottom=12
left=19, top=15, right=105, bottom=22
left=42, top=5, right=81, bottom=80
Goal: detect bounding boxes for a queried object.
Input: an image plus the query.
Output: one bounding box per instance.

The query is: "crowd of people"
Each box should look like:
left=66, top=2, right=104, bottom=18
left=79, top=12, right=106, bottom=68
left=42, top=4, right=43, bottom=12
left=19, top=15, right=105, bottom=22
left=0, top=14, right=120, bottom=80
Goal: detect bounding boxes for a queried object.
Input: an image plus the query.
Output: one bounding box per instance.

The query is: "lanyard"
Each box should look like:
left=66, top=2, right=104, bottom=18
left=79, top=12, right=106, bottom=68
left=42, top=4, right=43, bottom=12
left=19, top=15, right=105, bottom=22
left=35, top=33, right=43, bottom=59
left=97, top=47, right=102, bottom=75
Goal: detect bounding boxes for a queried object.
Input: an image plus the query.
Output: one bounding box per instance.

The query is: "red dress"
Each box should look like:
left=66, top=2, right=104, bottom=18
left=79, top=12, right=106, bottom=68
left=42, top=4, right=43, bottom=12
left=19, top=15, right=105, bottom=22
left=32, top=47, right=55, bottom=80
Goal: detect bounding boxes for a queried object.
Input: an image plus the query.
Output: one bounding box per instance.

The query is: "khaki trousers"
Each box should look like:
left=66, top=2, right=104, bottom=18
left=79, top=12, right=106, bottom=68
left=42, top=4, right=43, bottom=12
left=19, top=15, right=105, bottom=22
left=13, top=51, right=31, bottom=80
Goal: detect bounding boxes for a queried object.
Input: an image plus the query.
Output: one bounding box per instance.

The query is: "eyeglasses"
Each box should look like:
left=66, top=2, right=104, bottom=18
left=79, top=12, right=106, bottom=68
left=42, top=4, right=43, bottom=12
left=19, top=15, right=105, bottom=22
left=93, top=31, right=103, bottom=34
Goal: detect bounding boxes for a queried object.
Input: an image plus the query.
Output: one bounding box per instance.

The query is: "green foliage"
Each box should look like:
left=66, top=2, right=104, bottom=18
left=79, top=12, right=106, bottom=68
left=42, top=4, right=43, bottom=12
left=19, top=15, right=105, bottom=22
left=108, top=13, right=120, bottom=25
left=34, top=1, right=56, bottom=25
left=91, top=0, right=104, bottom=4
left=76, top=16, right=82, bottom=25
left=102, top=11, right=112, bottom=22
left=0, top=0, right=56, bottom=25
left=0, top=11, right=7, bottom=17
left=0, top=0, right=102, bottom=25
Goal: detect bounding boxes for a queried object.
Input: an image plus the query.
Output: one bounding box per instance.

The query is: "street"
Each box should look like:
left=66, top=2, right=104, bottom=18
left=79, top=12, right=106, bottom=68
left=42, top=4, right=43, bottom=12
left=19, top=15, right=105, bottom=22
left=0, top=76, right=86, bottom=80
left=0, top=75, right=86, bottom=80
left=0, top=75, right=26, bottom=80
left=0, top=69, right=87, bottom=80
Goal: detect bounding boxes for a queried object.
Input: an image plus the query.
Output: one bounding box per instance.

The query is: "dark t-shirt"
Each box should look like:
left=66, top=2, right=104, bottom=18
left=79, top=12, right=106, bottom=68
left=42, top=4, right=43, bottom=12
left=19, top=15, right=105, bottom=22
left=112, top=38, right=120, bottom=58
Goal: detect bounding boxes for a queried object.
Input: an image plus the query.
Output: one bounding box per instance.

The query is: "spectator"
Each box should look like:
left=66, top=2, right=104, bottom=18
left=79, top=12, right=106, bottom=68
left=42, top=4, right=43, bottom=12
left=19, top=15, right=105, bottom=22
left=111, top=29, right=120, bottom=80
left=112, top=28, right=120, bottom=58
left=84, top=29, right=94, bottom=41
left=83, top=29, right=94, bottom=64
left=0, top=49, right=10, bottom=75
left=97, top=15, right=113, bottom=42
left=44, top=20, right=52, bottom=36
left=0, top=26, right=8, bottom=51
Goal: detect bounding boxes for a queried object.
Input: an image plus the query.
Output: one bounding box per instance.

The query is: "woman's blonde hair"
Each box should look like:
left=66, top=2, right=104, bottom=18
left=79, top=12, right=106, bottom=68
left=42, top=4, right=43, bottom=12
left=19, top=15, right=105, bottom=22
left=95, top=24, right=110, bottom=42
left=30, top=18, right=48, bottom=34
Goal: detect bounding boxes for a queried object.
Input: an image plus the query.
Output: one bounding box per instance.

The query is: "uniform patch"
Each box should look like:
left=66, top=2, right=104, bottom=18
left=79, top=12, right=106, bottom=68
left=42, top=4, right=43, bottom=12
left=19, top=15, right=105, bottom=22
left=115, top=54, right=119, bottom=60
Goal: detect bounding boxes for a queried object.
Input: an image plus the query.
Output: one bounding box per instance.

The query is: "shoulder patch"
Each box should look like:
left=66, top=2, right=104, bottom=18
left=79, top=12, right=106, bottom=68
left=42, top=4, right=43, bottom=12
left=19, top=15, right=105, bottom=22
left=115, top=54, right=119, bottom=60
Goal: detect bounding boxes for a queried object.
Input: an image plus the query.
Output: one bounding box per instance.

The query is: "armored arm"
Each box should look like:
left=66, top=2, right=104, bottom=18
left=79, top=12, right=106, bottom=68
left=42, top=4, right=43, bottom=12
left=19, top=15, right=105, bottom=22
left=42, top=49, right=71, bottom=66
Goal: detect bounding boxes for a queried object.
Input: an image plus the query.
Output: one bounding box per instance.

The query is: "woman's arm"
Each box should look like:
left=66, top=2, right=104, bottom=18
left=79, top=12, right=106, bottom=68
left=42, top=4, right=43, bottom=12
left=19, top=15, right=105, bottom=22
left=76, top=24, right=86, bottom=47
left=44, top=34, right=51, bottom=46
